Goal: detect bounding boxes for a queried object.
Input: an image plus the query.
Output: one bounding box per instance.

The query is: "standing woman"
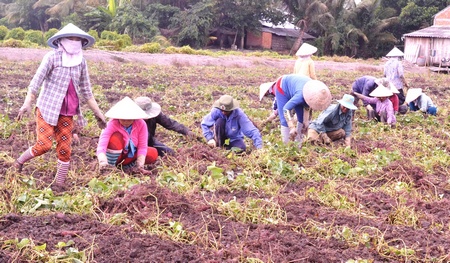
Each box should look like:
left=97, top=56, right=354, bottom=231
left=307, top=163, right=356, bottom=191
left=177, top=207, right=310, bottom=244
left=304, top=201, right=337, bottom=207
left=15, top=23, right=106, bottom=189
left=293, top=43, right=318, bottom=79
left=275, top=74, right=331, bottom=147
left=384, top=46, right=408, bottom=105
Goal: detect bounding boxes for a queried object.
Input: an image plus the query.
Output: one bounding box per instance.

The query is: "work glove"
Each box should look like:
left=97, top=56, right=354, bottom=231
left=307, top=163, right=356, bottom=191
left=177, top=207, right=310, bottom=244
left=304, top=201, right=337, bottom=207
left=97, top=153, right=114, bottom=174
left=207, top=139, right=216, bottom=148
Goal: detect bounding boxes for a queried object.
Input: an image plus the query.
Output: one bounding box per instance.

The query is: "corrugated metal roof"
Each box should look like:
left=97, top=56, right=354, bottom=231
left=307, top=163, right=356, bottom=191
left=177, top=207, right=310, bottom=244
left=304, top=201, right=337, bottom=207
left=403, top=26, right=450, bottom=39
left=261, top=26, right=315, bottom=39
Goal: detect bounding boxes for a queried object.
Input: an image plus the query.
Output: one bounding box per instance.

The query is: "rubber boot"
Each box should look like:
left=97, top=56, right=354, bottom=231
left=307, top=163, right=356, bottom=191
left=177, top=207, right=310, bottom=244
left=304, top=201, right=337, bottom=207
left=280, top=126, right=290, bottom=144
left=14, top=147, right=35, bottom=172
left=55, top=160, right=70, bottom=186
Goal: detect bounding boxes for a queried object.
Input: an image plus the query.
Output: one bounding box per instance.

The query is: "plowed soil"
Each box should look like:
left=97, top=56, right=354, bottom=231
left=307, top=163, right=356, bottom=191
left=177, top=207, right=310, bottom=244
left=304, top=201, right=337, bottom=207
left=0, top=47, right=448, bottom=263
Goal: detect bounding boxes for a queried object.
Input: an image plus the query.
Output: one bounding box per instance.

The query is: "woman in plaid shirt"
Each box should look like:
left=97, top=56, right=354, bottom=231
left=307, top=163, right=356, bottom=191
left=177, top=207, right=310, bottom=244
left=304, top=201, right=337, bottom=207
left=14, top=23, right=106, bottom=191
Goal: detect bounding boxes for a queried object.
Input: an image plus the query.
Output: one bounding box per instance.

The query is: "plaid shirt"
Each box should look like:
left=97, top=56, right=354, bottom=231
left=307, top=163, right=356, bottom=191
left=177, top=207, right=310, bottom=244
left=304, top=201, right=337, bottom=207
left=29, top=50, right=94, bottom=127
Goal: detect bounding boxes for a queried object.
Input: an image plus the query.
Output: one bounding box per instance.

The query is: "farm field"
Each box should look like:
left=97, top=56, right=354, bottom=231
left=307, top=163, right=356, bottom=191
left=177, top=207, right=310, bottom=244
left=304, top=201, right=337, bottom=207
left=1, top=47, right=450, bottom=262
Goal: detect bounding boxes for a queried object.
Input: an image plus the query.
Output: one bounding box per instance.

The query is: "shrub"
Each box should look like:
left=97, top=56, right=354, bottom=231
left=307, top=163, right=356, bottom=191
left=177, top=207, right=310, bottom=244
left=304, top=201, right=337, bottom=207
left=88, top=29, right=99, bottom=42
left=44, top=28, right=59, bottom=42
left=0, top=25, right=8, bottom=40
left=96, top=39, right=122, bottom=51
left=1, top=38, right=26, bottom=48
left=101, top=30, right=121, bottom=41
left=163, top=46, right=179, bottom=54
left=120, top=34, right=132, bottom=47
left=24, top=30, right=44, bottom=45
left=139, top=42, right=161, bottom=53
left=179, top=45, right=195, bottom=55
left=151, top=35, right=171, bottom=48
left=5, top=27, right=25, bottom=40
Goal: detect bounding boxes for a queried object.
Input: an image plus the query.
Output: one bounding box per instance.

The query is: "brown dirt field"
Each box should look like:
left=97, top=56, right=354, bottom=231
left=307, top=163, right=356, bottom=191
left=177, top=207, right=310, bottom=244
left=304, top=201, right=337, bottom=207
left=0, top=47, right=448, bottom=263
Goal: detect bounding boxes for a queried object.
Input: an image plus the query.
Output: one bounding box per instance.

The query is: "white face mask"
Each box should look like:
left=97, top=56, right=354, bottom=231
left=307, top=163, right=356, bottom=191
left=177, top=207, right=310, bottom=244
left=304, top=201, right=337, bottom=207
left=59, top=38, right=83, bottom=67
left=60, top=38, right=82, bottom=55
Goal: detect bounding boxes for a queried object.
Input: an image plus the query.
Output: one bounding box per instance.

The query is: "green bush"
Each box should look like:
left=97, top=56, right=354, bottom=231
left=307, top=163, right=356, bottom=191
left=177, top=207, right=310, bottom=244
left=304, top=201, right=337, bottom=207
left=101, top=30, right=121, bottom=41
left=96, top=39, right=122, bottom=51
left=122, top=45, right=141, bottom=52
left=151, top=35, right=171, bottom=48
left=24, top=30, right=44, bottom=45
left=1, top=38, right=26, bottom=48
left=163, top=46, right=179, bottom=54
left=5, top=27, right=25, bottom=40
left=88, top=29, right=99, bottom=42
left=0, top=25, right=8, bottom=40
left=44, top=28, right=59, bottom=42
left=179, top=45, right=195, bottom=54
left=139, top=42, right=161, bottom=53
left=120, top=34, right=132, bottom=47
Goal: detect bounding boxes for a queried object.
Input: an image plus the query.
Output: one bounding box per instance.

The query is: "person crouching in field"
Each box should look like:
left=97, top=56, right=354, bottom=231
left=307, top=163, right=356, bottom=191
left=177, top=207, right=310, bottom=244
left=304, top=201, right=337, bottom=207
left=134, top=96, right=197, bottom=156
left=14, top=23, right=106, bottom=190
left=405, top=88, right=438, bottom=116
left=201, top=95, right=263, bottom=152
left=97, top=97, right=157, bottom=175
left=274, top=74, right=331, bottom=147
left=352, top=85, right=396, bottom=127
left=307, top=94, right=357, bottom=147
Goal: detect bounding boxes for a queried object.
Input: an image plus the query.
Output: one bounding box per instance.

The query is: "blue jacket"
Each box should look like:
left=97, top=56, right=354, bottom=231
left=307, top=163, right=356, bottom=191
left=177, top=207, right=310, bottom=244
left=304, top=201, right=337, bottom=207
left=201, top=108, right=263, bottom=149
left=309, top=103, right=353, bottom=138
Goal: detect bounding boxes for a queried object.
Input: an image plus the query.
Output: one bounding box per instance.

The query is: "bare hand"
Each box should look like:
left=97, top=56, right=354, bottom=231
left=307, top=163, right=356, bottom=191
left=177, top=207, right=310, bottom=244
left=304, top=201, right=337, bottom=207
left=17, top=103, right=31, bottom=121
left=95, top=115, right=107, bottom=129
left=72, top=134, right=80, bottom=145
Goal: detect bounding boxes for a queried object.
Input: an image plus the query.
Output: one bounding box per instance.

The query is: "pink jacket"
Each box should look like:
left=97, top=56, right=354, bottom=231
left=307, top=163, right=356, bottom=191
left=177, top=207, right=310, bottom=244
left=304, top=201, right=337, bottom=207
left=96, top=119, right=148, bottom=157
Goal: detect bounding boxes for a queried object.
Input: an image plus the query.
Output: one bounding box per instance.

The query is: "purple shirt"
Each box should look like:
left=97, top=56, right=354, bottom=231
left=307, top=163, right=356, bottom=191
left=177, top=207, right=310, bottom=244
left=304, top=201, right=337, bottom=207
left=363, top=97, right=396, bottom=124
left=28, top=50, right=94, bottom=127
left=60, top=79, right=79, bottom=116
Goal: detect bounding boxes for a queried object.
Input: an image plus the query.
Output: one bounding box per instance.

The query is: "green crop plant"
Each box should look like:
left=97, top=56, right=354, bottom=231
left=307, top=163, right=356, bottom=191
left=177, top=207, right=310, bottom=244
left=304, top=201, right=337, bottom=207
left=1, top=238, right=90, bottom=262
left=306, top=181, right=356, bottom=211
left=214, top=197, right=286, bottom=225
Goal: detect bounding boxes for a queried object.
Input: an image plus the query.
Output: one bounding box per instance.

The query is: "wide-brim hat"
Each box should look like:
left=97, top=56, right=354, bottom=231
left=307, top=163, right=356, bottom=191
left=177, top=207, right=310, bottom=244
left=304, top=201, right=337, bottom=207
left=386, top=46, right=404, bottom=57
left=105, top=96, right=150, bottom=120
left=369, top=86, right=393, bottom=97
left=47, top=23, right=95, bottom=49
left=405, top=88, right=423, bottom=103
left=259, top=82, right=275, bottom=101
left=303, top=80, right=332, bottom=111
left=134, top=96, right=161, bottom=118
left=337, top=94, right=358, bottom=110
left=296, top=43, right=318, bottom=56
left=213, top=95, right=239, bottom=111
left=375, top=78, right=399, bottom=94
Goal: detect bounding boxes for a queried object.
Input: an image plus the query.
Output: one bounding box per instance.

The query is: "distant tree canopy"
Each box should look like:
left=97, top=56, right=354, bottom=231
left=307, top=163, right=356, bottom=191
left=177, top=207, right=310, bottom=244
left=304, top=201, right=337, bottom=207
left=0, top=0, right=448, bottom=58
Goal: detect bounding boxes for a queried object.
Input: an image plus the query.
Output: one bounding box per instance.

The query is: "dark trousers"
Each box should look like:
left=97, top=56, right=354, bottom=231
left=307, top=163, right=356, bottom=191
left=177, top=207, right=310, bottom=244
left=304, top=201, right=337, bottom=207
left=152, top=139, right=175, bottom=157
left=214, top=118, right=246, bottom=151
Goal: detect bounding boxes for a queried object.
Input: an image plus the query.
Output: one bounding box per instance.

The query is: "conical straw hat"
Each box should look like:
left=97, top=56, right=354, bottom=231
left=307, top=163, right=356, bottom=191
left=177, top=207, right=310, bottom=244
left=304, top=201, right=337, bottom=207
left=296, top=43, right=318, bottom=56
left=47, top=23, right=95, bottom=49
left=303, top=80, right=331, bottom=110
left=105, top=96, right=151, bottom=120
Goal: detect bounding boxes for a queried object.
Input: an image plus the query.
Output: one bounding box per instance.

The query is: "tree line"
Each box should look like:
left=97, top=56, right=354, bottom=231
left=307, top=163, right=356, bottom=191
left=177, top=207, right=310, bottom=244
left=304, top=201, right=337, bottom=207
left=0, top=0, right=448, bottom=58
